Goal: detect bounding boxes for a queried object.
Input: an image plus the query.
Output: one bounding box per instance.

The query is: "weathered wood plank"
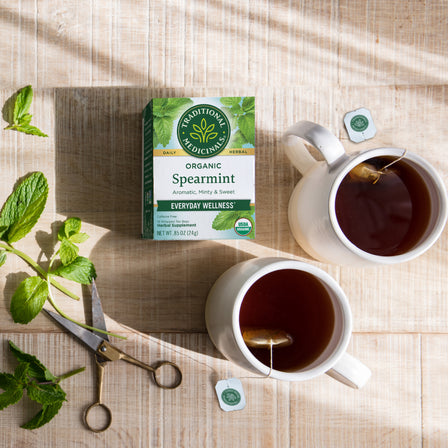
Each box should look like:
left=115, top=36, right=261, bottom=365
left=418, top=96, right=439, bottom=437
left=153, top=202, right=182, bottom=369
left=422, top=335, right=448, bottom=448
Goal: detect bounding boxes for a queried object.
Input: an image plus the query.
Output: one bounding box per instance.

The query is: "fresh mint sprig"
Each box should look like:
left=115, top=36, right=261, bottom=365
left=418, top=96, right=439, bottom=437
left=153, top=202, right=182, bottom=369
left=3, top=86, right=48, bottom=137
left=0, top=341, right=84, bottom=429
left=0, top=172, right=123, bottom=339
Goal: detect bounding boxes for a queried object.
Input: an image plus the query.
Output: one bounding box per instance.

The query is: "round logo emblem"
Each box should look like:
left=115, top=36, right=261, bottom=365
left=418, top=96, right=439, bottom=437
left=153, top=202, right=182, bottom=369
left=234, top=217, right=253, bottom=236
left=177, top=104, right=230, bottom=158
left=221, top=388, right=241, bottom=406
left=350, top=115, right=369, bottom=132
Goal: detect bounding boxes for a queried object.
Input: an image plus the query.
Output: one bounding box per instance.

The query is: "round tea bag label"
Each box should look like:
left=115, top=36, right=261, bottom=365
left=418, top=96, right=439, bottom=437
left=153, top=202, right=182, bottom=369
left=344, top=107, right=377, bottom=143
left=215, top=378, right=246, bottom=411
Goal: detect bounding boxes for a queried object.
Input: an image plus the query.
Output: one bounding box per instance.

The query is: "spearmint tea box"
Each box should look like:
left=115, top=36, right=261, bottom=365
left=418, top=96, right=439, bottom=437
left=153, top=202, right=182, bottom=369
left=142, top=96, right=255, bottom=240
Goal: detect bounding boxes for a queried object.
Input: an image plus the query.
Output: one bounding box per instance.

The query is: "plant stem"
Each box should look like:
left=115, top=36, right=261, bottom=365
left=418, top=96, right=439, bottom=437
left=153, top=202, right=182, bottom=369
left=46, top=276, right=126, bottom=340
left=37, top=367, right=86, bottom=385
left=57, top=366, right=86, bottom=381
left=0, top=242, right=79, bottom=301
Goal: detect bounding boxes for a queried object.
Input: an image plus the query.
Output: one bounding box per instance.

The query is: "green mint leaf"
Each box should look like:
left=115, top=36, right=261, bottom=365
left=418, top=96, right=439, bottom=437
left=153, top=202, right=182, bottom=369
left=212, top=211, right=243, bottom=231
left=13, top=85, right=33, bottom=123
left=57, top=217, right=81, bottom=241
left=238, top=112, right=255, bottom=145
left=220, top=97, right=241, bottom=107
left=69, top=232, right=89, bottom=244
left=154, top=98, right=168, bottom=110
left=20, top=113, right=33, bottom=125
left=152, top=100, right=168, bottom=117
left=2, top=342, right=81, bottom=428
left=229, top=104, right=243, bottom=116
left=0, top=172, right=48, bottom=243
left=13, top=124, right=48, bottom=137
left=152, top=107, right=166, bottom=118
left=153, top=98, right=192, bottom=119
left=163, top=98, right=193, bottom=118
left=0, top=372, right=15, bottom=390
left=10, top=276, right=49, bottom=324
left=221, top=107, right=237, bottom=128
left=0, top=250, right=7, bottom=267
left=21, top=401, right=64, bottom=430
left=52, top=256, right=97, bottom=284
left=242, top=97, right=255, bottom=113
left=0, top=373, right=23, bottom=411
left=230, top=130, right=250, bottom=148
left=154, top=116, right=173, bottom=147
left=4, top=86, right=48, bottom=137
left=14, top=362, right=30, bottom=384
left=212, top=208, right=255, bottom=231
left=26, top=383, right=66, bottom=406
left=8, top=341, right=57, bottom=384
left=59, top=238, right=79, bottom=266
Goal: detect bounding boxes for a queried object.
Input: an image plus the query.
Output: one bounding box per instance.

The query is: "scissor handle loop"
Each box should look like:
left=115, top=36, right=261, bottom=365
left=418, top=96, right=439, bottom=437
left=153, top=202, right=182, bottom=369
left=152, top=361, right=182, bottom=389
left=83, top=402, right=112, bottom=433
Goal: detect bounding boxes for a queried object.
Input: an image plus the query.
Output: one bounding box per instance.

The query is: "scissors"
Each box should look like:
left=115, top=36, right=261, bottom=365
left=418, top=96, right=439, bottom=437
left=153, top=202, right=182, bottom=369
left=44, top=280, right=182, bottom=432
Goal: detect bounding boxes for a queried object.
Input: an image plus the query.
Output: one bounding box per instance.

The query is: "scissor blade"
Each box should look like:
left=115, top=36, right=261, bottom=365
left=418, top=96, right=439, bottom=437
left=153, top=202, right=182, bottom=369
left=43, top=309, right=103, bottom=353
left=91, top=279, right=109, bottom=341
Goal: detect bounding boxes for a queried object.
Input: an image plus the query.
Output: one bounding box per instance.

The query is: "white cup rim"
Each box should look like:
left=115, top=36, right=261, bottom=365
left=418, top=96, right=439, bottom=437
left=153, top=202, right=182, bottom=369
left=328, top=147, right=448, bottom=264
left=231, top=259, right=352, bottom=381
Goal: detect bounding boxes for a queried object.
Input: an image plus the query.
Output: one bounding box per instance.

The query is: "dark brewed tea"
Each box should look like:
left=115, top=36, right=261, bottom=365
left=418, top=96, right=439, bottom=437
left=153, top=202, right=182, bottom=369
left=239, top=269, right=335, bottom=372
left=335, top=156, right=432, bottom=256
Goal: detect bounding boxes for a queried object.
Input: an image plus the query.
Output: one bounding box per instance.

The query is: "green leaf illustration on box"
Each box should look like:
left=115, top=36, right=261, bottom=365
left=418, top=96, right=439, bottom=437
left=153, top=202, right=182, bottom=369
left=190, top=118, right=218, bottom=143
left=153, top=98, right=193, bottom=147
left=220, top=97, right=241, bottom=107
left=220, top=97, right=255, bottom=147
left=238, top=113, right=255, bottom=145
left=242, top=97, right=255, bottom=113
left=212, top=207, right=255, bottom=239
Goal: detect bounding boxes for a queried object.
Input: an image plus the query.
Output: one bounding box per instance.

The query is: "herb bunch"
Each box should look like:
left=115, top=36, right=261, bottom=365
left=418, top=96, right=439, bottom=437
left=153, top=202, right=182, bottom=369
left=0, top=171, right=119, bottom=338
left=0, top=341, right=84, bottom=429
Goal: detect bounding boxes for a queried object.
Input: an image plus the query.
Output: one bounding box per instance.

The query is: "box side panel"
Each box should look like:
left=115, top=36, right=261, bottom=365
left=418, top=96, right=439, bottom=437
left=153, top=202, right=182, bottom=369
left=142, top=101, right=154, bottom=239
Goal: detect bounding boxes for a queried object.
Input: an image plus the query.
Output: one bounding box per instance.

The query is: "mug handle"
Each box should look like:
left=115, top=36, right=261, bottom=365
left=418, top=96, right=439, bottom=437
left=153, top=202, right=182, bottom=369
left=326, top=353, right=372, bottom=389
left=282, top=121, right=348, bottom=175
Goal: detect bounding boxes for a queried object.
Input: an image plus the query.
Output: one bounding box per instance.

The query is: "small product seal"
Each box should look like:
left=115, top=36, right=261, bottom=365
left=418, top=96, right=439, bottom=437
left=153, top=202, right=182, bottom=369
left=344, top=107, right=377, bottom=143
left=215, top=378, right=246, bottom=412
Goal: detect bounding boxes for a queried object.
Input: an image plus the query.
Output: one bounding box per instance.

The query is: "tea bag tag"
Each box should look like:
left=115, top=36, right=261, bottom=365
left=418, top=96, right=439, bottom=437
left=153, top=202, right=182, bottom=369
left=344, top=108, right=377, bottom=143
left=215, top=378, right=246, bottom=412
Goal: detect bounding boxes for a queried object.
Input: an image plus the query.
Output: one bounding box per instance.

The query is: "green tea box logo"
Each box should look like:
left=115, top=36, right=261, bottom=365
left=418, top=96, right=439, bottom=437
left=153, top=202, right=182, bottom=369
left=142, top=97, right=255, bottom=240
left=177, top=104, right=231, bottom=157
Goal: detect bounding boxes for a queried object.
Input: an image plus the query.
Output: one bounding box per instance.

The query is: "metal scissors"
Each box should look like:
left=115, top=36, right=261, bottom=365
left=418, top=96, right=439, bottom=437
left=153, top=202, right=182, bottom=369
left=44, top=280, right=182, bottom=432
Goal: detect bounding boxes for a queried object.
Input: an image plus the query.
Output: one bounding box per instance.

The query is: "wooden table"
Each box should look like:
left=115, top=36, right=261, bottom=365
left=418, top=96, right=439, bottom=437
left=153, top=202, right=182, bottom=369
left=0, top=1, right=447, bottom=446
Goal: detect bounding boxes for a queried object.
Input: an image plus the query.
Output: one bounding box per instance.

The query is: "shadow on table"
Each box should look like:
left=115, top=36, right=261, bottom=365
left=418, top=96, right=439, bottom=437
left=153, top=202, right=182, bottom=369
left=53, top=87, right=313, bottom=357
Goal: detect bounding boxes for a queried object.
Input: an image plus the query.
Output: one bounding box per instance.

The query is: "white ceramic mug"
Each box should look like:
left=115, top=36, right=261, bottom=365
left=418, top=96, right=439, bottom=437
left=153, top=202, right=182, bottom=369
left=282, top=121, right=448, bottom=265
left=205, top=257, right=371, bottom=388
